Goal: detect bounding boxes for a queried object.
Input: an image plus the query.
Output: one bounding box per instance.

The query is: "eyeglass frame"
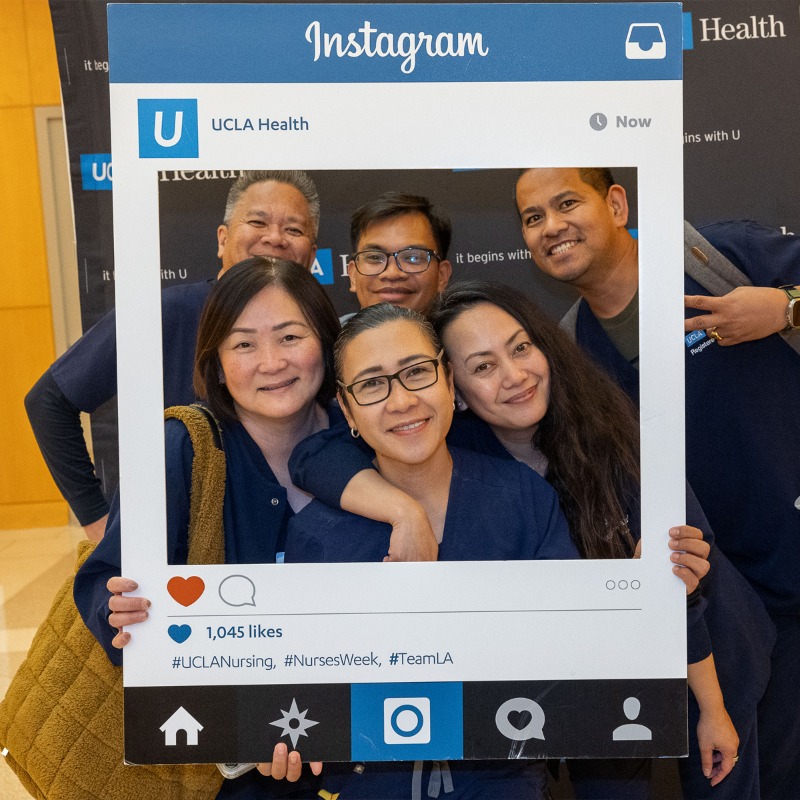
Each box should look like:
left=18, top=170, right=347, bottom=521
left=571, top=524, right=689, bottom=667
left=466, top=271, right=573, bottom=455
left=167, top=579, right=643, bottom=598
left=349, top=247, right=442, bottom=276
left=337, top=349, right=446, bottom=406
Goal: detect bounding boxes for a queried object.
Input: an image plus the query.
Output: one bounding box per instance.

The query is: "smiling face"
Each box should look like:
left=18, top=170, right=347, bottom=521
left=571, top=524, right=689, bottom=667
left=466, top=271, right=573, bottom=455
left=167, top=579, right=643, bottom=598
left=338, top=319, right=454, bottom=472
left=441, top=303, right=551, bottom=440
left=218, top=285, right=324, bottom=426
left=515, top=168, right=629, bottom=288
left=217, top=180, right=317, bottom=271
left=347, top=212, right=452, bottom=314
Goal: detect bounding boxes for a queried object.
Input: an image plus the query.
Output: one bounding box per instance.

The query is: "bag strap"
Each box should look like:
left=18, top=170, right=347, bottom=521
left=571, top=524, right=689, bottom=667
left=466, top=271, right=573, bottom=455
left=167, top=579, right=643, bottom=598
left=683, top=220, right=753, bottom=294
left=164, top=404, right=226, bottom=565
left=559, top=297, right=581, bottom=341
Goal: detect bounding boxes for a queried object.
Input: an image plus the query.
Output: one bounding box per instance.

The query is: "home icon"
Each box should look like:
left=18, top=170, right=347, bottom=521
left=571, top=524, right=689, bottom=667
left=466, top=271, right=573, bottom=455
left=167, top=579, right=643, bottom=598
left=160, top=706, right=204, bottom=746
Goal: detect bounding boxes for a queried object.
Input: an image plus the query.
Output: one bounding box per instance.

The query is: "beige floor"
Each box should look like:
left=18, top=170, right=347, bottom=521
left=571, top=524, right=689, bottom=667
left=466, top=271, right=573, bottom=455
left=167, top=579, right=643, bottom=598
left=0, top=525, right=84, bottom=800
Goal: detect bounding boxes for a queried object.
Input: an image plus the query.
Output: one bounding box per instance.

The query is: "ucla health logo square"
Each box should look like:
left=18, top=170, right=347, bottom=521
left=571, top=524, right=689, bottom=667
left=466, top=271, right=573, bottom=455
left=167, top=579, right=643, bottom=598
left=350, top=682, right=463, bottom=761
left=80, top=154, right=112, bottom=190
left=311, top=248, right=334, bottom=285
left=138, top=99, right=199, bottom=158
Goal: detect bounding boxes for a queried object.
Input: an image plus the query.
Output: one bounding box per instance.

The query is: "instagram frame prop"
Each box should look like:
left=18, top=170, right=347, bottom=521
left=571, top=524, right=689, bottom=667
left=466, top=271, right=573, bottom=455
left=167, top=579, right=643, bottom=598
left=110, top=3, right=686, bottom=763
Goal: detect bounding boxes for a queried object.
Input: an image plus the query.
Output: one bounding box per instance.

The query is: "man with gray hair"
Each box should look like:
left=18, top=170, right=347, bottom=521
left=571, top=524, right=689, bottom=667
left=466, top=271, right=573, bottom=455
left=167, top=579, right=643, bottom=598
left=25, top=170, right=319, bottom=540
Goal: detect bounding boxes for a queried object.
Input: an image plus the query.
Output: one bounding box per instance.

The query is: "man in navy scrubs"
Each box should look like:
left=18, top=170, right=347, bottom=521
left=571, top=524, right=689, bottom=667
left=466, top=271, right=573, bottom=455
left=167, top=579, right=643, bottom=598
left=514, top=166, right=800, bottom=800
left=25, top=170, right=319, bottom=541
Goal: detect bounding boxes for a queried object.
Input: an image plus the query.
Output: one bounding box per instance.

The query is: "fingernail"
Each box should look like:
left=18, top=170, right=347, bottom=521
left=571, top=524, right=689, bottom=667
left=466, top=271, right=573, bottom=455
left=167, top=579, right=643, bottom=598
left=275, top=742, right=287, bottom=754
left=704, top=769, right=711, bottom=777
left=289, top=751, right=300, bottom=763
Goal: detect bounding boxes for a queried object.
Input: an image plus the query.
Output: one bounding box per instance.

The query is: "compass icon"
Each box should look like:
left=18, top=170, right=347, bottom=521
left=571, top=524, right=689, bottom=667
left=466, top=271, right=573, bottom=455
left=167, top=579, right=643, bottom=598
left=269, top=698, right=319, bottom=748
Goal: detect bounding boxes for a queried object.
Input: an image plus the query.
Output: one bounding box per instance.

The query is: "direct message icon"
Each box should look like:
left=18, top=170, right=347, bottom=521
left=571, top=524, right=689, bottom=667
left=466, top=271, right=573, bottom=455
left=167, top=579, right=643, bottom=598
left=495, top=697, right=546, bottom=741
left=384, top=698, right=431, bottom=744
left=625, top=23, right=666, bottom=60
left=218, top=574, right=256, bottom=607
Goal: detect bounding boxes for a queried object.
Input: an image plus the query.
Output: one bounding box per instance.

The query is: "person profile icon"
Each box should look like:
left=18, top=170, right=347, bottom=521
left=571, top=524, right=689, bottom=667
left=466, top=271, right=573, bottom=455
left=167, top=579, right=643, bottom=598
left=612, top=697, right=652, bottom=741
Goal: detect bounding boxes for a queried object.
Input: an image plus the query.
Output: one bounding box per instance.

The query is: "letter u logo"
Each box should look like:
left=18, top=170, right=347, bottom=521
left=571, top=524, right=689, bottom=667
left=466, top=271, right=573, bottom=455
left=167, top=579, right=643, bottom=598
left=91, top=162, right=109, bottom=181
left=154, top=111, right=184, bottom=147
left=139, top=99, right=198, bottom=158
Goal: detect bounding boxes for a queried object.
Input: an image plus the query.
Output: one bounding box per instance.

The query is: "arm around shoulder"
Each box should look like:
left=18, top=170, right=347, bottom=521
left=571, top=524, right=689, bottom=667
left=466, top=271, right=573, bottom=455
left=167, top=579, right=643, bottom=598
left=25, top=370, right=110, bottom=527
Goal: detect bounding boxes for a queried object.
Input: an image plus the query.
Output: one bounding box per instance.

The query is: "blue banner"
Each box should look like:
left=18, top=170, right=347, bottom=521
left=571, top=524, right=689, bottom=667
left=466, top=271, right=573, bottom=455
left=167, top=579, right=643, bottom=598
left=108, top=3, right=682, bottom=84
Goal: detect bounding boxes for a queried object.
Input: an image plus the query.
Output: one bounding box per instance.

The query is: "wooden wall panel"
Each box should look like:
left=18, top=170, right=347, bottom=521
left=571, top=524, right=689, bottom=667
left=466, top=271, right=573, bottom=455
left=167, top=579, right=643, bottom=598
left=25, top=0, right=61, bottom=106
left=0, top=2, right=68, bottom=528
left=0, top=1, right=32, bottom=108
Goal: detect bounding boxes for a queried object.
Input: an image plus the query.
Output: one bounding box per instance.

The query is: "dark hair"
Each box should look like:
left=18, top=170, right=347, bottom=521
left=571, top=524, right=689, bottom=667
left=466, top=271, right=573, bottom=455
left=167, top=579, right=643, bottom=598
left=194, top=257, right=340, bottom=421
left=334, top=303, right=448, bottom=410
left=223, top=170, right=320, bottom=241
left=350, top=192, right=452, bottom=259
left=430, top=281, right=638, bottom=559
left=514, top=168, right=617, bottom=213
left=577, top=168, right=616, bottom=197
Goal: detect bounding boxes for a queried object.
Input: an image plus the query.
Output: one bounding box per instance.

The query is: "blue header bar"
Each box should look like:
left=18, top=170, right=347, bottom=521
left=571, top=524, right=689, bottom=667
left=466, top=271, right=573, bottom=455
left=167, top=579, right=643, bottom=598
left=108, top=3, right=682, bottom=84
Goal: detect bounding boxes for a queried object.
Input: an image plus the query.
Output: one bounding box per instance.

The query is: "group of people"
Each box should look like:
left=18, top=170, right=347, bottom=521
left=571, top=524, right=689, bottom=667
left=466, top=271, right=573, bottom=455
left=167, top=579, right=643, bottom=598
left=26, top=169, right=800, bottom=799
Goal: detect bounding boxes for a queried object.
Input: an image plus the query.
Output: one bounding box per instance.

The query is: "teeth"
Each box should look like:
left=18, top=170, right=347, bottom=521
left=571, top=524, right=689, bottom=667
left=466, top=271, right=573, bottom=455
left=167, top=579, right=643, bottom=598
left=393, top=420, right=425, bottom=432
left=550, top=241, right=577, bottom=255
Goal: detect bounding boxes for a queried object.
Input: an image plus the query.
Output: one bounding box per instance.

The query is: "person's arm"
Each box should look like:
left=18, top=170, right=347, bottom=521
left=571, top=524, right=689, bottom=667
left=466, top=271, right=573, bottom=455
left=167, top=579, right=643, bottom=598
left=24, top=370, right=111, bottom=534
left=290, top=421, right=438, bottom=561
left=687, top=654, right=739, bottom=786
left=685, top=220, right=800, bottom=345
left=73, top=493, right=126, bottom=664
left=340, top=471, right=438, bottom=562
left=684, top=285, right=795, bottom=345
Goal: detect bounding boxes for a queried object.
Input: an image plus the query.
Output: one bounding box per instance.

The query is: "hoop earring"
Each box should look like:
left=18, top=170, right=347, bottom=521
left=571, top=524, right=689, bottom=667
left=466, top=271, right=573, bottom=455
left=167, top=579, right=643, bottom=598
left=350, top=427, right=360, bottom=439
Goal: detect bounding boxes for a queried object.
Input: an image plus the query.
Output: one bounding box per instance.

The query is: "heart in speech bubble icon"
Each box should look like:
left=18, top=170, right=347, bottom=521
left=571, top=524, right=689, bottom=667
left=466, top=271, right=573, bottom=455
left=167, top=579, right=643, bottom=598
left=167, top=576, right=205, bottom=607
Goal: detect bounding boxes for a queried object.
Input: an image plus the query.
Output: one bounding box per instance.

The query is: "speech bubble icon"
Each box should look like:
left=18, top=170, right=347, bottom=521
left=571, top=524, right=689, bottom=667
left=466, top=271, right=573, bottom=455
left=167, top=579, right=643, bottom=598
left=168, top=624, right=192, bottom=644
left=495, top=697, right=546, bottom=741
left=218, top=574, right=256, bottom=607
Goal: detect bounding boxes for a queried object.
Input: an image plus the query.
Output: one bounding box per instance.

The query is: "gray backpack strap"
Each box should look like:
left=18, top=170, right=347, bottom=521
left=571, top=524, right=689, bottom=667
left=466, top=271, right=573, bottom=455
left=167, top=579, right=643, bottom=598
left=683, top=220, right=753, bottom=294
left=684, top=220, right=800, bottom=356
left=558, top=297, right=581, bottom=341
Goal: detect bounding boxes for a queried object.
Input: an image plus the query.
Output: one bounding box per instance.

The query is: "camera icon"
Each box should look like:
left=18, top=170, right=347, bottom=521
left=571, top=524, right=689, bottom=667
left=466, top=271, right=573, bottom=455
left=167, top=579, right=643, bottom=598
left=383, top=697, right=431, bottom=744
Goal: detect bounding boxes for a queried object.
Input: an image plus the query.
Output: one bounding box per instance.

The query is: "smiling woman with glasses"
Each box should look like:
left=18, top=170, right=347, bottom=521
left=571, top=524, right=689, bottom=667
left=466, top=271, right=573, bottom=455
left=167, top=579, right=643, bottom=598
left=284, top=302, right=577, bottom=799
left=338, top=348, right=445, bottom=406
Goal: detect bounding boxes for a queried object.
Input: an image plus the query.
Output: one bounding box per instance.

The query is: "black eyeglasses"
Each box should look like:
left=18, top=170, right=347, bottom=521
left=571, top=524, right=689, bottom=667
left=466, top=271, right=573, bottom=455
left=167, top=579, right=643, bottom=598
left=338, top=350, right=445, bottom=406
left=350, top=247, right=440, bottom=276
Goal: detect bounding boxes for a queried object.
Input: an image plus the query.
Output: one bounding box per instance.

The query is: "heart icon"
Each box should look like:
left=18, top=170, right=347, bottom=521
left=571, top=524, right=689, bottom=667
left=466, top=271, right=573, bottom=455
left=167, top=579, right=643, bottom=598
left=167, top=576, right=205, bottom=606
left=168, top=624, right=192, bottom=644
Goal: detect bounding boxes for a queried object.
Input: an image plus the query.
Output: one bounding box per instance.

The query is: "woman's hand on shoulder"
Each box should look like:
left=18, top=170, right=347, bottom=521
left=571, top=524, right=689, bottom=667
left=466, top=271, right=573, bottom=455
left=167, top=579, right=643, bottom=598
left=256, top=742, right=323, bottom=781
left=107, top=576, right=151, bottom=649
left=669, top=525, right=710, bottom=594
left=386, top=501, right=438, bottom=562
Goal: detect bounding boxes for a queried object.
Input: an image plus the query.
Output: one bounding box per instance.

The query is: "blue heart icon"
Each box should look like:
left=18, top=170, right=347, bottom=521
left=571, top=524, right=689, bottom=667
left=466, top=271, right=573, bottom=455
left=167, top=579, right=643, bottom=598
left=168, top=624, right=192, bottom=644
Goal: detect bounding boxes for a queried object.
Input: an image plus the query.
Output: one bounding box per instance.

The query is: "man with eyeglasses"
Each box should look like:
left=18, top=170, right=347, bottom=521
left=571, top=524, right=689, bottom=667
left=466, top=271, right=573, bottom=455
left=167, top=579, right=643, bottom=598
left=346, top=191, right=453, bottom=315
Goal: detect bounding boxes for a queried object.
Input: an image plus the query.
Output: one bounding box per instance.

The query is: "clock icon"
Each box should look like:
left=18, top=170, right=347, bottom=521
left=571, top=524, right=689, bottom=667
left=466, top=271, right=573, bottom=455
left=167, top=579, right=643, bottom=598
left=590, top=113, right=608, bottom=131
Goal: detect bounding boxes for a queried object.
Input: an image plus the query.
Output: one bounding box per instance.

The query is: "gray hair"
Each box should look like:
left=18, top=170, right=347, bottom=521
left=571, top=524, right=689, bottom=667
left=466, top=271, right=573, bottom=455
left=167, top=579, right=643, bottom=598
left=223, top=170, right=320, bottom=241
